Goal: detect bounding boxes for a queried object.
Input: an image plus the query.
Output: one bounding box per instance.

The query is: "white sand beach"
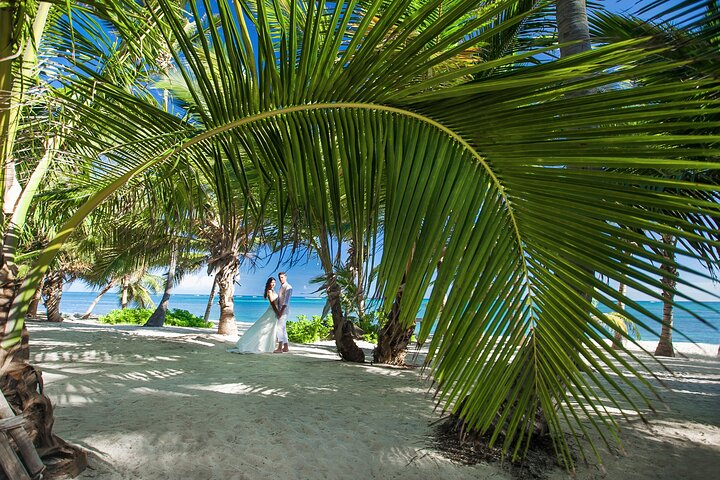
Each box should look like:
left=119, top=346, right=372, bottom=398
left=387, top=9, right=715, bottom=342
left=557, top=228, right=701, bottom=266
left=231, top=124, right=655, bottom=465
left=25, top=319, right=720, bottom=479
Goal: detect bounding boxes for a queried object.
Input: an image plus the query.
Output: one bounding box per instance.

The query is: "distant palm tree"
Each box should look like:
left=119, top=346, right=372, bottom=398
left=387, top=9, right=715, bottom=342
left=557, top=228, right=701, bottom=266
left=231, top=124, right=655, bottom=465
left=590, top=0, right=720, bottom=357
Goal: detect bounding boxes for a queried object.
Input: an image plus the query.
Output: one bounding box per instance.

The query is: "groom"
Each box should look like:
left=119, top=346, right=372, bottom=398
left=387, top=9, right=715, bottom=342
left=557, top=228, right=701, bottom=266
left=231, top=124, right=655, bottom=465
left=274, top=272, right=293, bottom=353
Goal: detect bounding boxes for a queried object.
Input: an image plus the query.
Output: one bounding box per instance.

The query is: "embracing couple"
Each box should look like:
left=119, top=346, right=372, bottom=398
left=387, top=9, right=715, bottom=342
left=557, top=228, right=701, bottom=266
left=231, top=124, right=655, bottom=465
left=227, top=272, right=293, bottom=354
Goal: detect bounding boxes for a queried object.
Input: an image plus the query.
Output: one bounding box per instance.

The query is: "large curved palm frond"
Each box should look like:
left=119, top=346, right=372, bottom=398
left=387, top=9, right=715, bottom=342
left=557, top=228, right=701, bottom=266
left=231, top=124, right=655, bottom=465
left=397, top=43, right=720, bottom=467
left=147, top=2, right=720, bottom=465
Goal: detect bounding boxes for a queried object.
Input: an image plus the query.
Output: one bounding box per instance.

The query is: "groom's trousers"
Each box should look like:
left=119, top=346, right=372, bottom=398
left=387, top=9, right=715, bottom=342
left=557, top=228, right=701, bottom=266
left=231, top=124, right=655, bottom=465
left=277, top=314, right=289, bottom=343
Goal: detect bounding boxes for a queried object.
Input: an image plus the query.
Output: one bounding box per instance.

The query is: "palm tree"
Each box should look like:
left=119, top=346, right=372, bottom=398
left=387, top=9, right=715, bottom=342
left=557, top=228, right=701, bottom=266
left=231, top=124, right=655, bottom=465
left=5, top=0, right=720, bottom=470
left=655, top=234, right=678, bottom=356
left=590, top=1, right=720, bottom=356
left=40, top=252, right=91, bottom=322
left=0, top=3, right=182, bottom=475
left=81, top=279, right=116, bottom=318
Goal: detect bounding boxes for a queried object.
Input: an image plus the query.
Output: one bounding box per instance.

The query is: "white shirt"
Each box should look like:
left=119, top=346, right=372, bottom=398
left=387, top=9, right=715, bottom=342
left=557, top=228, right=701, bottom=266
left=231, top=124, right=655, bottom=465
left=278, top=282, right=293, bottom=315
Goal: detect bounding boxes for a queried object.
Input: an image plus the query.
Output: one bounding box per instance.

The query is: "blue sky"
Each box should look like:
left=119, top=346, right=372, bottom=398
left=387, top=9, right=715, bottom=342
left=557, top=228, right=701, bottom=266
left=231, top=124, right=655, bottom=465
left=67, top=0, right=717, bottom=301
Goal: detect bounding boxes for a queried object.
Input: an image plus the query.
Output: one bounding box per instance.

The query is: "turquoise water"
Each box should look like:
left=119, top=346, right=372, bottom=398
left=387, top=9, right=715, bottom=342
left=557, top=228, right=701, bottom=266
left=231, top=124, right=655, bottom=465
left=56, top=292, right=719, bottom=344
left=58, top=291, right=327, bottom=324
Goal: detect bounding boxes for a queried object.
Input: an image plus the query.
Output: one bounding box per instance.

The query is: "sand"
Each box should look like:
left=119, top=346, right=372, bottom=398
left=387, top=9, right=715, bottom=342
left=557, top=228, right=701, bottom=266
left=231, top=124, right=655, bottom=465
left=25, top=319, right=720, bottom=479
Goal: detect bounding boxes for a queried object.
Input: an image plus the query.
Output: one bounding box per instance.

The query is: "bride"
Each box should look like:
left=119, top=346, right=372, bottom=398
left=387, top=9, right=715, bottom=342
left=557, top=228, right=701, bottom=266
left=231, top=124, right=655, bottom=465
left=228, top=277, right=279, bottom=353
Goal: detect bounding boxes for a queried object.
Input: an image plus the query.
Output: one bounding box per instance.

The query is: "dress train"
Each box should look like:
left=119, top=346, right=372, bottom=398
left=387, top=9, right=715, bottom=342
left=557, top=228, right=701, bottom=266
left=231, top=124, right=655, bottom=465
left=227, top=305, right=278, bottom=354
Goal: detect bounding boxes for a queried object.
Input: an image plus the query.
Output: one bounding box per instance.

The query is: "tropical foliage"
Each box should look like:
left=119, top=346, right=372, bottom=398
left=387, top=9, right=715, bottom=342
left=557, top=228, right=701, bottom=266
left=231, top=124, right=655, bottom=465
left=99, top=308, right=212, bottom=328
left=2, top=0, right=720, bottom=472
left=287, top=314, right=333, bottom=343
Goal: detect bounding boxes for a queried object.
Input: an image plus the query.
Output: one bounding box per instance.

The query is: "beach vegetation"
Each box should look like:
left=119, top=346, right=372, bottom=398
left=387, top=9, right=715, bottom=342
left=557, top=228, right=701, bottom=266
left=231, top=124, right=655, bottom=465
left=595, top=311, right=641, bottom=350
left=358, top=312, right=383, bottom=344
left=287, top=315, right=333, bottom=344
left=312, top=261, right=380, bottom=352
left=100, top=308, right=212, bottom=329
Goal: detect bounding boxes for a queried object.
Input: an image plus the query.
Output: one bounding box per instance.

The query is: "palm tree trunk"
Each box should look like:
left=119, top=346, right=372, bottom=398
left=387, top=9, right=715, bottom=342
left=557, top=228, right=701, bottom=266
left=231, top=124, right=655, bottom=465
left=0, top=350, right=88, bottom=477
left=655, top=234, right=677, bottom=357
left=374, top=244, right=429, bottom=365
left=318, top=233, right=364, bottom=362
left=346, top=239, right=366, bottom=318
left=41, top=271, right=64, bottom=323
left=612, top=282, right=626, bottom=349
left=82, top=280, right=115, bottom=319
left=203, top=276, right=218, bottom=322
left=373, top=283, right=415, bottom=365
left=120, top=275, right=129, bottom=309
left=215, top=258, right=239, bottom=336
left=0, top=263, right=29, bottom=359
left=145, top=246, right=178, bottom=327
left=556, top=0, right=591, bottom=58
left=326, top=273, right=364, bottom=362
left=26, top=282, right=43, bottom=318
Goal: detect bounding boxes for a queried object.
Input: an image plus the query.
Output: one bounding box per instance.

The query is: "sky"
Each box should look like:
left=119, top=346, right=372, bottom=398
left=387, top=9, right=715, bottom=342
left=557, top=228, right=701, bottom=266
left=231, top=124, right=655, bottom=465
left=66, top=0, right=717, bottom=301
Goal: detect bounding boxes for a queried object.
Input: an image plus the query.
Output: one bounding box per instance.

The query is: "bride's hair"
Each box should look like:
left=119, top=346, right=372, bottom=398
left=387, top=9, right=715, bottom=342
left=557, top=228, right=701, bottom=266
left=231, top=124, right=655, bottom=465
left=263, top=277, right=275, bottom=299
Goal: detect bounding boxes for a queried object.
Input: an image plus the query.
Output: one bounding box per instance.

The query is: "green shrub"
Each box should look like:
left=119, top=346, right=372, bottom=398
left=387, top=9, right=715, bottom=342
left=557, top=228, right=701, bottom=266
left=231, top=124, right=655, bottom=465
left=287, top=315, right=333, bottom=344
left=358, top=311, right=382, bottom=344
left=99, top=309, right=152, bottom=325
left=165, top=309, right=213, bottom=328
left=99, top=308, right=213, bottom=328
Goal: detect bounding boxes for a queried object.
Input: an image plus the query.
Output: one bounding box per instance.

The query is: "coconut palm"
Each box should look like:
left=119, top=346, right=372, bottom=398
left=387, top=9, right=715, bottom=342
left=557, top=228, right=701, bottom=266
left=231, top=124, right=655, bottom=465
left=590, top=1, right=720, bottom=357
left=157, top=69, right=269, bottom=335
left=0, top=2, right=184, bottom=475
left=4, top=0, right=720, bottom=470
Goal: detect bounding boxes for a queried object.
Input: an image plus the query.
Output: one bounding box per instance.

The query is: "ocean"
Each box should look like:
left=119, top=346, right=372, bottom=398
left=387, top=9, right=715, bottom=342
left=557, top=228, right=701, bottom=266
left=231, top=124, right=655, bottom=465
left=56, top=292, right=720, bottom=345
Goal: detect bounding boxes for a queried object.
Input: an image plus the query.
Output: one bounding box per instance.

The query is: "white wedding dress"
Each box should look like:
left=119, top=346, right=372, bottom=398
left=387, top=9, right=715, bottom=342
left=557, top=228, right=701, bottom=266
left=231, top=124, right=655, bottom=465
left=228, top=294, right=279, bottom=354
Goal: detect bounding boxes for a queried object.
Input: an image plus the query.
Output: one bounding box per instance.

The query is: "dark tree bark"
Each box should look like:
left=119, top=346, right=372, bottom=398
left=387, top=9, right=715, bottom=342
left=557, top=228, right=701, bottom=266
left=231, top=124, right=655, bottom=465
left=655, top=234, right=677, bottom=357
left=25, top=282, right=43, bottom=318
left=374, top=245, right=435, bottom=365
left=327, top=274, right=365, bottom=363
left=317, top=233, right=364, bottom=362
left=612, top=282, right=626, bottom=350
left=0, top=352, right=87, bottom=478
left=0, top=263, right=29, bottom=360
left=215, top=258, right=239, bottom=336
left=41, top=271, right=64, bottom=323
left=145, top=246, right=178, bottom=327
left=373, top=285, right=415, bottom=365
left=0, top=271, right=85, bottom=477
left=203, top=276, right=218, bottom=323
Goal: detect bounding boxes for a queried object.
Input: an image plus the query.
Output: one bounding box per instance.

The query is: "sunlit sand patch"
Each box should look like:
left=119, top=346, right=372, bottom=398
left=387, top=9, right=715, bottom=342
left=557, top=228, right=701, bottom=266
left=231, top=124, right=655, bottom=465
left=32, top=340, right=87, bottom=348
left=52, top=367, right=104, bottom=375
left=185, top=383, right=288, bottom=397
left=129, top=386, right=194, bottom=397
left=356, top=364, right=406, bottom=377
left=303, top=385, right=338, bottom=393
left=178, top=337, right=216, bottom=347
left=668, top=388, right=717, bottom=396
left=33, top=350, right=118, bottom=364
left=103, top=368, right=185, bottom=382
left=39, top=371, right=68, bottom=383
left=123, top=354, right=182, bottom=363
left=393, top=386, right=430, bottom=395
